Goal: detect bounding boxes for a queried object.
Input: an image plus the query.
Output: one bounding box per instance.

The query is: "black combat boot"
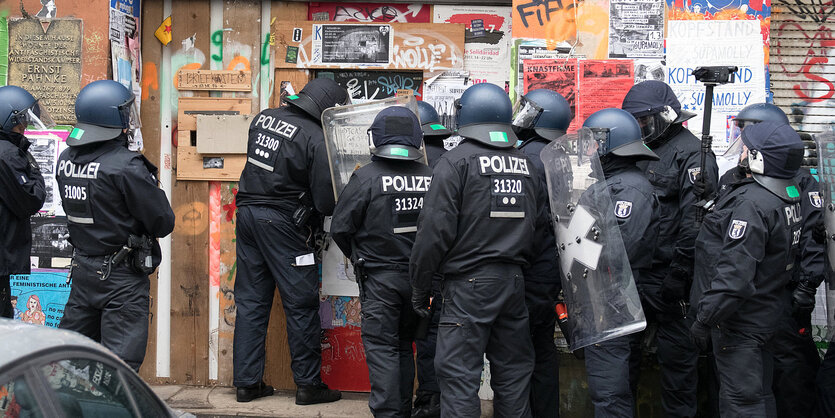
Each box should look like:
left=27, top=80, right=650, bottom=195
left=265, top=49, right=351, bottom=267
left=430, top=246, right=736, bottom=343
left=412, top=392, right=440, bottom=418
left=236, top=381, right=275, bottom=402
left=295, top=381, right=342, bottom=405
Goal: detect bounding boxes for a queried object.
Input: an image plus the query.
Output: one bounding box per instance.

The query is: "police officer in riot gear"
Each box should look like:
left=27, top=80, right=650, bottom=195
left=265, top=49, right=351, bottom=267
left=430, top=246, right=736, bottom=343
left=57, top=80, right=175, bottom=371
left=410, top=83, right=547, bottom=417
left=621, top=80, right=719, bottom=417
left=417, top=101, right=452, bottom=168
left=412, top=100, right=451, bottom=418
left=233, top=78, right=347, bottom=404
left=0, top=85, right=47, bottom=318
left=512, top=88, right=571, bottom=418
left=331, top=106, right=432, bottom=417
left=717, top=103, right=824, bottom=417
left=690, top=121, right=804, bottom=417
left=580, top=108, right=660, bottom=417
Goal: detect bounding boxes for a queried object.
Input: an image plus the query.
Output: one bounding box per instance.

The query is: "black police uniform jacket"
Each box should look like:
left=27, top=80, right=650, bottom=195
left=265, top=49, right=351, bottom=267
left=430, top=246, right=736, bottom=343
left=410, top=140, right=550, bottom=290
left=331, top=160, right=433, bottom=269
left=519, top=136, right=570, bottom=285
left=720, top=166, right=826, bottom=289
left=425, top=139, right=447, bottom=169
left=236, top=105, right=335, bottom=216
left=638, top=125, right=719, bottom=280
left=579, top=160, right=659, bottom=284
left=692, top=178, right=803, bottom=332
left=56, top=139, right=174, bottom=256
left=0, top=131, right=45, bottom=275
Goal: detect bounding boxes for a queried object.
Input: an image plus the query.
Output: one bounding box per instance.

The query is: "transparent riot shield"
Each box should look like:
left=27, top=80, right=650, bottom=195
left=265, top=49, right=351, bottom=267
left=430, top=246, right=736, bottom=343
left=540, top=128, right=647, bottom=350
left=320, top=95, right=421, bottom=296
left=321, top=95, right=421, bottom=201
left=814, top=130, right=835, bottom=338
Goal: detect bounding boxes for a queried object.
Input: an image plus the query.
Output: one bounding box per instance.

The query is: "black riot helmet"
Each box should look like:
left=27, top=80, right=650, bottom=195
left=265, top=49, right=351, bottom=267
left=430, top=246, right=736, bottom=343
left=0, top=85, right=54, bottom=133
left=740, top=121, right=804, bottom=201
left=69, top=80, right=136, bottom=146
left=455, top=83, right=517, bottom=149
left=368, top=106, right=424, bottom=161
left=582, top=108, right=659, bottom=161
left=416, top=101, right=451, bottom=139
left=284, top=78, right=349, bottom=121
left=621, top=80, right=695, bottom=145
left=512, top=89, right=572, bottom=140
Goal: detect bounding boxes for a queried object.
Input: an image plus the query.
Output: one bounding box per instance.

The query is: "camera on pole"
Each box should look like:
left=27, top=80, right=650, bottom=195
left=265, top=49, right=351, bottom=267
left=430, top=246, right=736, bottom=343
left=692, top=66, right=739, bottom=220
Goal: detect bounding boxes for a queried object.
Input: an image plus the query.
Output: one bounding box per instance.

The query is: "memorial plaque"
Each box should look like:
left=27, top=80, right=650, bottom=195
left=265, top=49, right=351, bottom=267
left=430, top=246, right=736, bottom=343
left=8, top=18, right=83, bottom=125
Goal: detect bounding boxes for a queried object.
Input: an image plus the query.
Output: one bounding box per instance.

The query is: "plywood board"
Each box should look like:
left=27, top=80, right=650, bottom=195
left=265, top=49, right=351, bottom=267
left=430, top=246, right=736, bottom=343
left=197, top=115, right=251, bottom=154
left=177, top=97, right=251, bottom=181
left=273, top=21, right=465, bottom=74
left=177, top=69, right=252, bottom=91
left=178, top=97, right=252, bottom=131
left=177, top=146, right=247, bottom=181
left=216, top=181, right=239, bottom=387
left=272, top=69, right=310, bottom=108
left=169, top=0, right=212, bottom=386
left=223, top=0, right=262, bottom=114
left=169, top=179, right=210, bottom=385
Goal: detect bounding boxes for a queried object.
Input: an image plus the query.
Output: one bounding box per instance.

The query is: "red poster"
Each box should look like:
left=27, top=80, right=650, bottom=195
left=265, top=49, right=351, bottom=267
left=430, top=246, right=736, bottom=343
left=578, top=60, right=635, bottom=123
left=321, top=325, right=371, bottom=392
left=308, top=3, right=431, bottom=23
left=523, top=59, right=581, bottom=132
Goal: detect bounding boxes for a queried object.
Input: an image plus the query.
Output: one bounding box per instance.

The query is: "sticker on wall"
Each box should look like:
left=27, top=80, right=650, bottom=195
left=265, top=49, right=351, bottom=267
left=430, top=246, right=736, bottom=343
left=292, top=27, right=303, bottom=43
left=285, top=45, right=299, bottom=64
left=155, top=16, right=172, bottom=46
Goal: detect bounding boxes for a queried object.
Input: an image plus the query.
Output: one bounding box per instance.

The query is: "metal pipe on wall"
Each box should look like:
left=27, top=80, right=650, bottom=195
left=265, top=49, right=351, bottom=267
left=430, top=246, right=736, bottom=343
left=157, top=0, right=174, bottom=379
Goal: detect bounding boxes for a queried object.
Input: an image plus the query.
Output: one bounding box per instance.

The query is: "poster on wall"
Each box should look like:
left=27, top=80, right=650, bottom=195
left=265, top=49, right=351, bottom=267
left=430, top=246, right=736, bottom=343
left=26, top=130, right=71, bottom=215
left=317, top=70, right=423, bottom=104
left=577, top=60, right=635, bottom=123
left=666, top=20, right=766, bottom=154
left=308, top=2, right=431, bottom=23
left=512, top=39, right=580, bottom=103
left=608, top=0, right=664, bottom=58
left=523, top=59, right=579, bottom=131
left=422, top=72, right=468, bottom=131
left=433, top=6, right=513, bottom=89
left=10, top=271, right=71, bottom=328
left=312, top=24, right=393, bottom=66
left=634, top=59, right=666, bottom=83
left=511, top=0, right=611, bottom=59
left=110, top=0, right=142, bottom=151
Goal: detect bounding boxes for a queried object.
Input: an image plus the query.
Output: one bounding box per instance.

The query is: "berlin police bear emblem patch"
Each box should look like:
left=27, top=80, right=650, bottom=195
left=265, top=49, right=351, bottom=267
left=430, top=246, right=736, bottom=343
left=614, top=201, right=632, bottom=218
left=729, top=219, right=747, bottom=239
left=688, top=167, right=700, bottom=184
left=809, top=191, right=822, bottom=208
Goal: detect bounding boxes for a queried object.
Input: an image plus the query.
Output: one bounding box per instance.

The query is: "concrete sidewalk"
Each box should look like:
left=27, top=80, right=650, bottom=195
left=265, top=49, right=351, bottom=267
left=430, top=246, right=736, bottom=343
left=151, top=385, right=494, bottom=417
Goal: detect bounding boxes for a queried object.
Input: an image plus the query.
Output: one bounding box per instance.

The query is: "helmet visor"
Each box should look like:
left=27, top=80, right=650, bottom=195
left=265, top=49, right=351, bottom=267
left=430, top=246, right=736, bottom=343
left=117, top=94, right=141, bottom=129
left=578, top=128, right=603, bottom=164
left=636, top=113, right=671, bottom=143
left=511, top=97, right=543, bottom=131
left=15, top=100, right=55, bottom=131
left=727, top=118, right=748, bottom=146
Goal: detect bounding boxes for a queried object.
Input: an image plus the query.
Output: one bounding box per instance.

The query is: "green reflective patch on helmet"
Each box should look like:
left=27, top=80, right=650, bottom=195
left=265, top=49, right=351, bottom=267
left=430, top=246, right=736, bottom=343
left=287, top=95, right=299, bottom=100
left=430, top=124, right=446, bottom=130
left=69, top=128, right=84, bottom=139
left=786, top=185, right=800, bottom=198
left=489, top=131, right=509, bottom=142
left=390, top=147, right=409, bottom=157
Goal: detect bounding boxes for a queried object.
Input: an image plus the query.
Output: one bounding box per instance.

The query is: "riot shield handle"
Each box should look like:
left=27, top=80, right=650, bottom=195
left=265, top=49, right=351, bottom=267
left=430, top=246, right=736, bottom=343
left=692, top=66, right=739, bottom=222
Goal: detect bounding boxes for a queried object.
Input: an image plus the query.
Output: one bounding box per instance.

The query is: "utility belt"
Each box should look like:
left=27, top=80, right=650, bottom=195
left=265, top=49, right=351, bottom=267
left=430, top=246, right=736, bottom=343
left=97, top=234, right=159, bottom=280
left=443, top=262, right=523, bottom=282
